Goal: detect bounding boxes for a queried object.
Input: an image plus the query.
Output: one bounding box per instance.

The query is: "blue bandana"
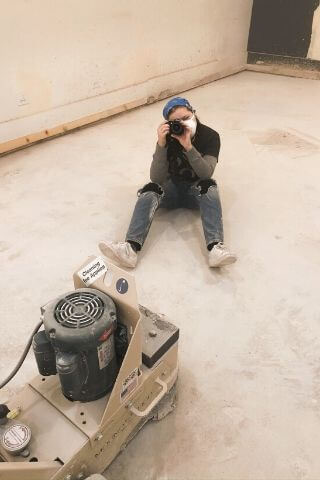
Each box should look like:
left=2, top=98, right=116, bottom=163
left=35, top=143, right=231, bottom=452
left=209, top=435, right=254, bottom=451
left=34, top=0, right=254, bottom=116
left=163, top=97, right=193, bottom=119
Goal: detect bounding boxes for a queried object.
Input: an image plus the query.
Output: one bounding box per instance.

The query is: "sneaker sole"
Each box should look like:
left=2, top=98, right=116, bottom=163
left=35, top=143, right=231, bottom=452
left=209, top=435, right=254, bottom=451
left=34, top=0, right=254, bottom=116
left=209, top=255, right=237, bottom=268
left=98, top=242, right=117, bottom=261
left=98, top=242, right=137, bottom=268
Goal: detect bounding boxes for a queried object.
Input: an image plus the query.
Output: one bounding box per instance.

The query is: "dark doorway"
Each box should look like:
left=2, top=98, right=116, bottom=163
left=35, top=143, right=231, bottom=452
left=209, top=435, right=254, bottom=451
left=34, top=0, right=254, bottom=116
left=248, top=0, right=319, bottom=58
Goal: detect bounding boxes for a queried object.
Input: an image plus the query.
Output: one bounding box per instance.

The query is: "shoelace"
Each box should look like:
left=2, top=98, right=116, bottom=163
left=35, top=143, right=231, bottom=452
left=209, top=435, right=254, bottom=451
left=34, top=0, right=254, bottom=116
left=213, top=242, right=228, bottom=252
left=125, top=242, right=136, bottom=256
left=125, top=243, right=132, bottom=255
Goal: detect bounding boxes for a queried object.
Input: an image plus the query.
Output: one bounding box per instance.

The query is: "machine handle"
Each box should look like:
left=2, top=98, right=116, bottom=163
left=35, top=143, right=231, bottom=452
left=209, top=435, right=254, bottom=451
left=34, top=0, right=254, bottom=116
left=127, top=377, right=168, bottom=417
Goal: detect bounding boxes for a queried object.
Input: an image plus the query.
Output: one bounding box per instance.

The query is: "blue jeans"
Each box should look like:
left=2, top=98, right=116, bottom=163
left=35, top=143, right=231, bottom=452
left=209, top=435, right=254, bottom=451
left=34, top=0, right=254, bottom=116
left=125, top=179, right=224, bottom=249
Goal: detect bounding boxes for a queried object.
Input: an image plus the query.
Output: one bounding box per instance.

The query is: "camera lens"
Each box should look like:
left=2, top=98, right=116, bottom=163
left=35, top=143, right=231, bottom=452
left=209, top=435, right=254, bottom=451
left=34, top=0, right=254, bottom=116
left=169, top=121, right=184, bottom=136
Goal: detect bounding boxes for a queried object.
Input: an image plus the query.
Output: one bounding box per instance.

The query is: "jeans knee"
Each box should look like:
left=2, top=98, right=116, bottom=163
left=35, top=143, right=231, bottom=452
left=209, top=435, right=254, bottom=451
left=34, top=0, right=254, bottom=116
left=197, top=179, right=217, bottom=195
left=138, top=182, right=164, bottom=196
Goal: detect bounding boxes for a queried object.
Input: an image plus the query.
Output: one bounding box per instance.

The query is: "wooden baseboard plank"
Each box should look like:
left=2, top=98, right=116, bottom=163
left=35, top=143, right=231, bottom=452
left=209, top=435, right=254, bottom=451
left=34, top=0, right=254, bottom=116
left=0, top=65, right=244, bottom=157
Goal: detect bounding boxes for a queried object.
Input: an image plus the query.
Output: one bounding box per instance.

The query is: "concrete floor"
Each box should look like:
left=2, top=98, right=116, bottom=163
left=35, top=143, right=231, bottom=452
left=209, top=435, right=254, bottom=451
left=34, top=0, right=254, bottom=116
left=0, top=71, right=320, bottom=479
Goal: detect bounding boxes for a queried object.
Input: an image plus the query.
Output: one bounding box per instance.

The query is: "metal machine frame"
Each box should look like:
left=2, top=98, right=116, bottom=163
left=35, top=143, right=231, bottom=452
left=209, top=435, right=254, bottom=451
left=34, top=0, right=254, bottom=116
left=0, top=256, right=178, bottom=480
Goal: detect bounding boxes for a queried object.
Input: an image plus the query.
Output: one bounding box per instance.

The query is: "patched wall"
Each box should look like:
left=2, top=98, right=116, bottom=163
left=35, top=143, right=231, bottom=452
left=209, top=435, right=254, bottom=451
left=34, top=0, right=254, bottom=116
left=0, top=0, right=253, bottom=148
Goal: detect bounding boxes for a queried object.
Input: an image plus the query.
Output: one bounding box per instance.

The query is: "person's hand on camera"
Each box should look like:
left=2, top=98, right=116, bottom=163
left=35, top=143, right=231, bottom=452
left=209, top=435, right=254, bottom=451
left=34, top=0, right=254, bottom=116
left=172, top=126, right=193, bottom=152
left=157, top=122, right=170, bottom=147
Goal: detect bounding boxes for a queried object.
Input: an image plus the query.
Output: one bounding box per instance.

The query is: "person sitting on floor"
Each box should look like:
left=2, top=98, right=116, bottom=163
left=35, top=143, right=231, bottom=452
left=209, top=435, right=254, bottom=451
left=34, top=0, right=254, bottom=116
left=99, top=97, right=237, bottom=268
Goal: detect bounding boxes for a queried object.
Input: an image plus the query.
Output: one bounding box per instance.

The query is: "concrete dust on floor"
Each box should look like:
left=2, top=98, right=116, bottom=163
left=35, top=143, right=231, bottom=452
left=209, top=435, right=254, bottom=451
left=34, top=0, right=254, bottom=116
left=0, top=71, right=320, bottom=479
left=248, top=127, right=320, bottom=157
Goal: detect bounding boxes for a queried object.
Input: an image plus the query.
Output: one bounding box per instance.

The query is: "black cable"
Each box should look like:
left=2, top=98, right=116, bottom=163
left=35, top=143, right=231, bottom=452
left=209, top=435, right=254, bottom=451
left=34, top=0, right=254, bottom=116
left=0, top=320, right=43, bottom=389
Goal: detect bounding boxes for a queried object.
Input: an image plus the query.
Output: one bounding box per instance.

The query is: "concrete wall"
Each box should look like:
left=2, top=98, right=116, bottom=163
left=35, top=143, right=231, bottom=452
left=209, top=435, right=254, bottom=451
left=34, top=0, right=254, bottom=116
left=0, top=0, right=253, bottom=149
left=309, top=5, right=320, bottom=59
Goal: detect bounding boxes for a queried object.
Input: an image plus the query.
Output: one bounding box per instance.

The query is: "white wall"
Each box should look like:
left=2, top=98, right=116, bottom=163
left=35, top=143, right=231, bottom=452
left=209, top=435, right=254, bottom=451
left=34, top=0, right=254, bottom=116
left=0, top=0, right=253, bottom=146
left=308, top=5, right=320, bottom=60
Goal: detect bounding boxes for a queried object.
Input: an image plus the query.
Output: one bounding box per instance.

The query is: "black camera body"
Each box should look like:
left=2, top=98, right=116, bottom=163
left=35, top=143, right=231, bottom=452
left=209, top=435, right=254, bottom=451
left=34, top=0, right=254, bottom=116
left=167, top=120, right=184, bottom=136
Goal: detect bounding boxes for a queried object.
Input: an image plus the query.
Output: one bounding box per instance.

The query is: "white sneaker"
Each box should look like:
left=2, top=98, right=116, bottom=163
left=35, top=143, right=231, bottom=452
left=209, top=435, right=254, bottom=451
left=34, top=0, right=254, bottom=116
left=98, top=240, right=138, bottom=268
left=208, top=242, right=237, bottom=267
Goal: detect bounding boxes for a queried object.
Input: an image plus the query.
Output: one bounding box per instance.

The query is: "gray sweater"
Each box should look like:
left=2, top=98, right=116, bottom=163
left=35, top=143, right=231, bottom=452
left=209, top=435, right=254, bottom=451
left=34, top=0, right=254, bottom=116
left=150, top=143, right=218, bottom=185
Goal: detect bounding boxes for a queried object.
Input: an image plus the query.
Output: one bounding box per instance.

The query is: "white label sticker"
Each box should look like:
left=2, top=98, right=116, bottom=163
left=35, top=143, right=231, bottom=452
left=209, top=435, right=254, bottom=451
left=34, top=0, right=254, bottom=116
left=97, top=338, right=114, bottom=370
left=78, top=257, right=107, bottom=286
left=120, top=367, right=139, bottom=402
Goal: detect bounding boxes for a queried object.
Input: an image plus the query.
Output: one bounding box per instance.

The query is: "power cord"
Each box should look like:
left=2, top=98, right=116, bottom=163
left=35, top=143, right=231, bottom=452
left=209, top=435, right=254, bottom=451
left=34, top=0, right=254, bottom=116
left=0, top=321, right=43, bottom=389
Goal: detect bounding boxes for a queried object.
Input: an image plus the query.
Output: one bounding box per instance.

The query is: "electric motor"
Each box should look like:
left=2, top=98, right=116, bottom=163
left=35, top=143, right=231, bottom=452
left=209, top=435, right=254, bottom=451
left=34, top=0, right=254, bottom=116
left=33, top=288, right=118, bottom=402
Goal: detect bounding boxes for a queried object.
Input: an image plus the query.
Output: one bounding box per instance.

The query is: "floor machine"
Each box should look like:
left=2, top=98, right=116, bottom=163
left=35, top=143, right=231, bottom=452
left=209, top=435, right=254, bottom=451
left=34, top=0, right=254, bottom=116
left=0, top=255, right=179, bottom=480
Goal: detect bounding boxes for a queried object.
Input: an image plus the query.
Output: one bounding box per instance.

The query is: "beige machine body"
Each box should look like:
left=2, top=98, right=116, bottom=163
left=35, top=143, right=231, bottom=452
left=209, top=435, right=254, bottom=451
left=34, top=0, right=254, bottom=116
left=0, top=256, right=179, bottom=480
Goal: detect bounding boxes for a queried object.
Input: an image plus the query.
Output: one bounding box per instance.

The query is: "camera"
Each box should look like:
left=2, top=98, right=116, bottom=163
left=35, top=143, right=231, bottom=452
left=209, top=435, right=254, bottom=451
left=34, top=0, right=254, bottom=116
left=167, top=120, right=184, bottom=136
